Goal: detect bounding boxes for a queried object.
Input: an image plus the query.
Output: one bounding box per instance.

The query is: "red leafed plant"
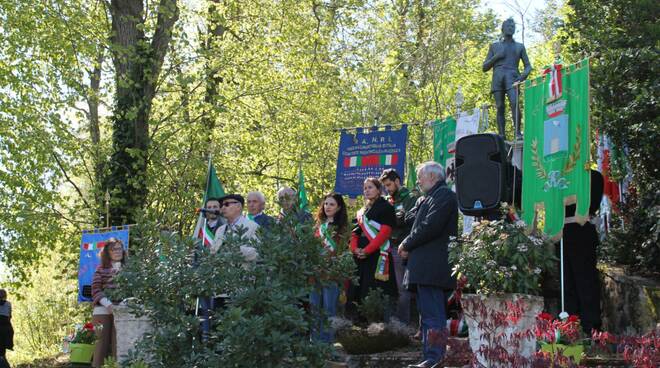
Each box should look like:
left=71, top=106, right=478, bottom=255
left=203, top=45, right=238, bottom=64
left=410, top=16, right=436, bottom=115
left=535, top=313, right=583, bottom=345
left=619, top=328, right=660, bottom=368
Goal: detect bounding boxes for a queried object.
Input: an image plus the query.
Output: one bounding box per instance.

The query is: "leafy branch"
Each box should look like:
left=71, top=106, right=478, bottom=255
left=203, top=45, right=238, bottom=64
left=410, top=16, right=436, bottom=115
left=530, top=139, right=548, bottom=180
left=562, top=124, right=581, bottom=175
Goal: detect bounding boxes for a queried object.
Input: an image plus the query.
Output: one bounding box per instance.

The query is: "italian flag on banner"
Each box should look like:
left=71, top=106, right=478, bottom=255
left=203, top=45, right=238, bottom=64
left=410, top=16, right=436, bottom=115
left=522, top=59, right=591, bottom=238
left=193, top=160, right=226, bottom=247
left=82, top=241, right=106, bottom=251
left=344, top=154, right=398, bottom=168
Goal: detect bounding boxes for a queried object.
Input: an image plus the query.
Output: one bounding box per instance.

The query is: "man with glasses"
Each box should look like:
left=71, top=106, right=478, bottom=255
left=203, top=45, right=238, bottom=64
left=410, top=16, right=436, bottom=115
left=211, top=194, right=260, bottom=261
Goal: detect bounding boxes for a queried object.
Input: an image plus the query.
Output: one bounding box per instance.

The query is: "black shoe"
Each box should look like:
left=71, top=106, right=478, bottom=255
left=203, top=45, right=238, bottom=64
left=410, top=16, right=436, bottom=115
left=407, top=360, right=434, bottom=368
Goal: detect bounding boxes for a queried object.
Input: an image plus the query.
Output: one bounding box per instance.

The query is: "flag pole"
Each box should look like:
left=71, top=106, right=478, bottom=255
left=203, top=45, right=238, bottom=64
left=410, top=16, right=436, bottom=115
left=560, top=237, right=565, bottom=314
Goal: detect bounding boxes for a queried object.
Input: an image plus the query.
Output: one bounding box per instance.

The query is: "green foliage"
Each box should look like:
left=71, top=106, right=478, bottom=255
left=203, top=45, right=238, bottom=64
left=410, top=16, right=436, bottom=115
left=449, top=209, right=557, bottom=295
left=111, top=214, right=354, bottom=367
left=4, top=252, right=90, bottom=365
left=599, top=203, right=660, bottom=277
left=356, top=288, right=390, bottom=325
left=563, top=0, right=660, bottom=276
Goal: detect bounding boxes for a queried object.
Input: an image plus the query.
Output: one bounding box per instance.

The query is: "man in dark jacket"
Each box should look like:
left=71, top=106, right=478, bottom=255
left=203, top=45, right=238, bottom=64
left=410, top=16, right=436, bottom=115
left=380, top=168, right=419, bottom=324
left=399, top=161, right=458, bottom=368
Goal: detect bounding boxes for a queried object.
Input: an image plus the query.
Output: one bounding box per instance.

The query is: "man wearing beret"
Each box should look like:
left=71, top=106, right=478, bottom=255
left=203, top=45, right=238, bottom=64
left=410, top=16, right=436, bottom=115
left=212, top=194, right=260, bottom=261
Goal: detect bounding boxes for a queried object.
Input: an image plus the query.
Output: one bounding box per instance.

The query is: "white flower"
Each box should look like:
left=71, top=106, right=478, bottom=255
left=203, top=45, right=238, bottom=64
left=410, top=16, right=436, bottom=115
left=487, top=260, right=497, bottom=267
left=528, top=236, right=544, bottom=246
left=367, top=323, right=386, bottom=336
left=510, top=265, right=517, bottom=271
left=515, top=220, right=526, bottom=228
left=517, top=244, right=528, bottom=252
left=534, top=268, right=542, bottom=275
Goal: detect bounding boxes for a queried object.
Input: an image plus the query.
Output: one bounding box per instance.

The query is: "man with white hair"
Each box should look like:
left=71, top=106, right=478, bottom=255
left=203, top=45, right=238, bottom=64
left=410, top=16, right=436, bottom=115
left=277, top=186, right=312, bottom=224
left=398, top=161, right=458, bottom=368
left=246, top=191, right=275, bottom=228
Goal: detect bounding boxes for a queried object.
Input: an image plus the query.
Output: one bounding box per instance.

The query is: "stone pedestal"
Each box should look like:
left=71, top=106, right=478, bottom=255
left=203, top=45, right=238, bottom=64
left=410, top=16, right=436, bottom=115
left=462, top=293, right=544, bottom=367
left=113, top=304, right=153, bottom=365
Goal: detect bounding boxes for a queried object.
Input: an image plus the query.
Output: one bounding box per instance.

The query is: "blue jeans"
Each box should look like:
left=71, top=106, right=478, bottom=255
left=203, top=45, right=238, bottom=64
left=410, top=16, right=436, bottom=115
left=417, top=286, right=447, bottom=363
left=310, top=284, right=340, bottom=343
left=198, top=297, right=214, bottom=342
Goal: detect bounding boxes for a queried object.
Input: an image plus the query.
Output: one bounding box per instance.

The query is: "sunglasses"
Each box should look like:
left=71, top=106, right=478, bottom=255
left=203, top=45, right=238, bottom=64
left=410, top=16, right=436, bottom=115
left=222, top=201, right=241, bottom=207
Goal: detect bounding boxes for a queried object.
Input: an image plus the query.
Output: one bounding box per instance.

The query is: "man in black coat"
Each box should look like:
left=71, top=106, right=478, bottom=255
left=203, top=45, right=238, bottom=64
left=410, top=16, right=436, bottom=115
left=399, top=161, right=458, bottom=368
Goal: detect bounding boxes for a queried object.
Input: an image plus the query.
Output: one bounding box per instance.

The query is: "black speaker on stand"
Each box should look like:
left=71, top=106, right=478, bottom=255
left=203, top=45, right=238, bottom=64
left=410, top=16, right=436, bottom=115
left=455, top=133, right=509, bottom=217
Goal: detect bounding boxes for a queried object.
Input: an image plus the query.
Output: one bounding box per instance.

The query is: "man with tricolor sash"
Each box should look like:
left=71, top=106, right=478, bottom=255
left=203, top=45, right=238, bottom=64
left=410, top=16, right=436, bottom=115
left=398, top=161, right=457, bottom=368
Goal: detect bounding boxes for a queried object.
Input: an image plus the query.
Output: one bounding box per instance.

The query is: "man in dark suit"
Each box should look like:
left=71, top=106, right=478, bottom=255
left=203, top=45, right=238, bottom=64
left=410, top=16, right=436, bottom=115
left=399, top=161, right=458, bottom=368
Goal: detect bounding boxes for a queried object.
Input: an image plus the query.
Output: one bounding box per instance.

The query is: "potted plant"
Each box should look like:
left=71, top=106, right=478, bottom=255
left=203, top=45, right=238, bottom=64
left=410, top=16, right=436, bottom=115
left=449, top=207, right=557, bottom=366
left=536, top=312, right=586, bottom=364
left=63, top=322, right=101, bottom=363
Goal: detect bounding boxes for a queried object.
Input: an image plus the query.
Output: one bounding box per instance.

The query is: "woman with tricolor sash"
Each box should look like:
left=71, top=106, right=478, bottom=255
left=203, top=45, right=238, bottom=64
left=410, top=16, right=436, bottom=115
left=347, top=177, right=398, bottom=320
left=311, top=193, right=349, bottom=343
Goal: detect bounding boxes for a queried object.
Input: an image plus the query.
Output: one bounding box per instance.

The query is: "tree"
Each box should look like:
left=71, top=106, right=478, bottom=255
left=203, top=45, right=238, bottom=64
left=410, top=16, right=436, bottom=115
left=106, top=0, right=179, bottom=225
left=564, top=0, right=660, bottom=274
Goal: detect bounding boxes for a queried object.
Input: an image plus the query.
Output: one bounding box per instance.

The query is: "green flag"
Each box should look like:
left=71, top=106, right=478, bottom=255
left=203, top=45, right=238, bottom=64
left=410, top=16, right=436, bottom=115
left=194, top=160, right=226, bottom=247
left=522, top=59, right=591, bottom=238
left=297, top=166, right=309, bottom=212
left=433, top=117, right=457, bottom=186
left=406, top=159, right=417, bottom=191
left=204, top=163, right=225, bottom=202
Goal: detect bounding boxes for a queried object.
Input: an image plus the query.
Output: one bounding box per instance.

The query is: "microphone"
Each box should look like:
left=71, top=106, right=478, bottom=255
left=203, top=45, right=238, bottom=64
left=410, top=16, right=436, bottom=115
left=196, top=208, right=221, bottom=215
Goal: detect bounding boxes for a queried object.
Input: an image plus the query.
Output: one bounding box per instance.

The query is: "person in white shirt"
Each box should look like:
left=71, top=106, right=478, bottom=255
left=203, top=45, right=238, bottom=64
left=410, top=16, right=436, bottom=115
left=212, top=194, right=260, bottom=261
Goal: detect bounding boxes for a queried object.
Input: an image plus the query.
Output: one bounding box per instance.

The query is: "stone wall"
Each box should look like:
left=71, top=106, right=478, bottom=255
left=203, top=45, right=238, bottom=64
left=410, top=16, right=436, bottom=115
left=600, top=265, right=660, bottom=335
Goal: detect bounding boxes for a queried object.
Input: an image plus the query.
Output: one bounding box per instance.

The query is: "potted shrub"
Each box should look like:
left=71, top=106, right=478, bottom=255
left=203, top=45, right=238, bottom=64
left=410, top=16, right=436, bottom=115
left=536, top=312, right=586, bottom=364
left=63, top=322, right=100, bottom=363
left=449, top=207, right=557, bottom=367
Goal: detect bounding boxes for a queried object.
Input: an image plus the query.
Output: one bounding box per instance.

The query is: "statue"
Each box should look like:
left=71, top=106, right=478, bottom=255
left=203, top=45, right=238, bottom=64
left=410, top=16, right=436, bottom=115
left=483, top=18, right=532, bottom=138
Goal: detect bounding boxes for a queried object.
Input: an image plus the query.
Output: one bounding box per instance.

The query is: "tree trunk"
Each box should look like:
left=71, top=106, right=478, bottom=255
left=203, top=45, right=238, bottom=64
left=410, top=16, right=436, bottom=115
left=203, top=0, right=225, bottom=152
left=106, top=0, right=179, bottom=225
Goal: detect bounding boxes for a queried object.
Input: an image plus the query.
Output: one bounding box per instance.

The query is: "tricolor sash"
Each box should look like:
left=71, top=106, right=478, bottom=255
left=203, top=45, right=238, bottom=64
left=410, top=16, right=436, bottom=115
left=197, top=219, right=215, bottom=248
left=358, top=212, right=391, bottom=281
left=319, top=222, right=338, bottom=253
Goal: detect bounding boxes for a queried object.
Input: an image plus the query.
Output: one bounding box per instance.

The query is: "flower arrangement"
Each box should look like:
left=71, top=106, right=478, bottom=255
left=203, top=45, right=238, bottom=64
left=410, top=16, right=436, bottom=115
left=64, top=322, right=101, bottom=345
left=535, top=312, right=584, bottom=345
left=449, top=205, right=557, bottom=296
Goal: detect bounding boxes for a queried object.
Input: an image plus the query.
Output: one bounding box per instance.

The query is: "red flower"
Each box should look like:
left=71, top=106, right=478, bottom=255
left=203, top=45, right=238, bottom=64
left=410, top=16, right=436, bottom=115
left=567, top=315, right=580, bottom=323
left=537, top=312, right=553, bottom=321
left=83, top=322, right=95, bottom=331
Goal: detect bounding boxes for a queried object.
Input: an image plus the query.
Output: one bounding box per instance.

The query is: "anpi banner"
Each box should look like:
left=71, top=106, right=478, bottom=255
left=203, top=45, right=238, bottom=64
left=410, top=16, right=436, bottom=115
left=334, top=125, right=408, bottom=198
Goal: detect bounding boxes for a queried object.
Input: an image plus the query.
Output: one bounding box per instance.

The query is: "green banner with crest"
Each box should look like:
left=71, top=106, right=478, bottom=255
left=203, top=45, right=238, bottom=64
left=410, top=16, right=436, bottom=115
left=522, top=59, right=591, bottom=238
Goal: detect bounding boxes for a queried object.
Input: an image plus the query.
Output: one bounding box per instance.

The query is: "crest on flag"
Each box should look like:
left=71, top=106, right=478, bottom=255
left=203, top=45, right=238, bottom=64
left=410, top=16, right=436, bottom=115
left=522, top=59, right=591, bottom=238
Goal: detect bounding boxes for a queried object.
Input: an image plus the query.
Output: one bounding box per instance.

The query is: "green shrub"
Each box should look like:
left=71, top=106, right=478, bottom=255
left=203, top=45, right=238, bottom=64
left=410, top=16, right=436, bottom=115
left=112, top=214, right=355, bottom=367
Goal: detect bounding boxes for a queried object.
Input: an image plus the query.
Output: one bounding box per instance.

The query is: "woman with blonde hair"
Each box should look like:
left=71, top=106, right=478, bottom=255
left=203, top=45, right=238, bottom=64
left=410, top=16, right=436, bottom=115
left=91, top=238, right=126, bottom=367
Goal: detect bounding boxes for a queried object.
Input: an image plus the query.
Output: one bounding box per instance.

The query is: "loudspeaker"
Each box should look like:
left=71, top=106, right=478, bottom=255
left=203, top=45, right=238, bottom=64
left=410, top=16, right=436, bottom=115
left=455, top=133, right=509, bottom=216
